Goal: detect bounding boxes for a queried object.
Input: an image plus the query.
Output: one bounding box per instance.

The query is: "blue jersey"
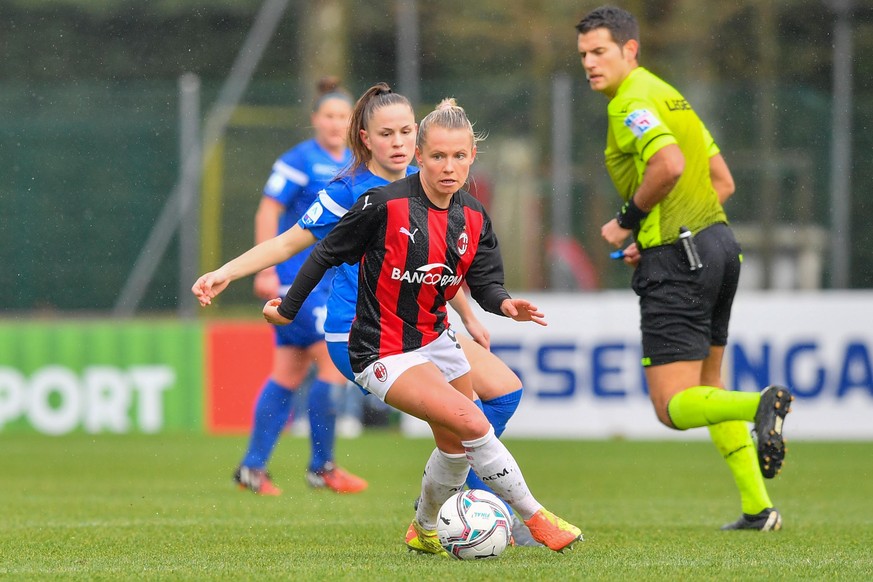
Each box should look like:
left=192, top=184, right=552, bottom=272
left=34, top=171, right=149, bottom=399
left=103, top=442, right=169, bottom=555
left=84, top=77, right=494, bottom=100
left=297, top=166, right=418, bottom=338
left=263, top=138, right=351, bottom=284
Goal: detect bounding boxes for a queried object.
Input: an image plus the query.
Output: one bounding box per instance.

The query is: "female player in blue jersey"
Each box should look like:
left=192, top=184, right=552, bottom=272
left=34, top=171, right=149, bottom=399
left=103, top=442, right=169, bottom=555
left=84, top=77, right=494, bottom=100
left=233, top=76, right=367, bottom=496
left=192, top=83, right=536, bottom=544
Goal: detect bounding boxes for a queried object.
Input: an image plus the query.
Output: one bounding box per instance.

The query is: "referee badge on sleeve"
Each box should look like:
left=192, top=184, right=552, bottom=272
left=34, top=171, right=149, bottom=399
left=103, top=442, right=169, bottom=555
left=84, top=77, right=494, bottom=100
left=624, top=109, right=661, bottom=139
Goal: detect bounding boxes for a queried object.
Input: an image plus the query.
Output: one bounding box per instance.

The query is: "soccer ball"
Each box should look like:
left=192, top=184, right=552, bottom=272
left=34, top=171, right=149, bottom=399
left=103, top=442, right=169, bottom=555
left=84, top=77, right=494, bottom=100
left=436, top=489, right=511, bottom=560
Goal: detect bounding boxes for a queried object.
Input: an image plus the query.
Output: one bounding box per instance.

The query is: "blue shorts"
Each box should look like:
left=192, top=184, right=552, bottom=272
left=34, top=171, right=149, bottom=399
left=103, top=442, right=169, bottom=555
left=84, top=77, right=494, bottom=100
left=326, top=340, right=368, bottom=394
left=273, top=286, right=328, bottom=348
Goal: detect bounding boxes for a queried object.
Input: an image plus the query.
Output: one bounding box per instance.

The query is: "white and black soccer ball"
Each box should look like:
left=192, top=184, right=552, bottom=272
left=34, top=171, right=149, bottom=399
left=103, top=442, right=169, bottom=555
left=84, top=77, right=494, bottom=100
left=436, top=489, right=511, bottom=560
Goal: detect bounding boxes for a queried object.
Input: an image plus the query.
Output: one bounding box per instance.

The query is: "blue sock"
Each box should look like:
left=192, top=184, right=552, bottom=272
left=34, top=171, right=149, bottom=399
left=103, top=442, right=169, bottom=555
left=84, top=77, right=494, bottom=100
left=241, top=379, right=295, bottom=468
left=482, top=388, right=523, bottom=438
left=465, top=390, right=524, bottom=515
left=308, top=378, right=339, bottom=472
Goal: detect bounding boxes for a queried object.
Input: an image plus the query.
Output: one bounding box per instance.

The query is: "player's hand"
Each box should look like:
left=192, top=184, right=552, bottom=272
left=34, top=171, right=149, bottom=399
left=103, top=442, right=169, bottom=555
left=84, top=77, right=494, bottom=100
left=621, top=242, right=641, bottom=267
left=253, top=269, right=280, bottom=300
left=500, top=298, right=547, bottom=327
left=601, top=218, right=632, bottom=248
left=262, top=298, right=292, bottom=325
left=191, top=269, right=231, bottom=307
left=461, top=315, right=491, bottom=350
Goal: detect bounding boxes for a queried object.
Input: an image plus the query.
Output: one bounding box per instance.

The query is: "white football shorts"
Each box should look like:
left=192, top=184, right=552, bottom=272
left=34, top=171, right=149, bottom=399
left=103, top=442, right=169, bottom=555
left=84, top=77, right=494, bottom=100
left=354, top=328, right=471, bottom=401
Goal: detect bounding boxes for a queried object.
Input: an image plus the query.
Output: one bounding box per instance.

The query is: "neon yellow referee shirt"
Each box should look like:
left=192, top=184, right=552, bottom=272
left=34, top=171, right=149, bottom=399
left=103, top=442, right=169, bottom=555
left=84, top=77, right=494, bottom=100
left=605, top=67, right=727, bottom=248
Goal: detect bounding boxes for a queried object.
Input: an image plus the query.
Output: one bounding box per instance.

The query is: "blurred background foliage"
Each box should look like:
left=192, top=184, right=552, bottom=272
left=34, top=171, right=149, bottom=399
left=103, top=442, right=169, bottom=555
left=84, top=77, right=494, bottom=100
left=2, top=0, right=872, bottom=313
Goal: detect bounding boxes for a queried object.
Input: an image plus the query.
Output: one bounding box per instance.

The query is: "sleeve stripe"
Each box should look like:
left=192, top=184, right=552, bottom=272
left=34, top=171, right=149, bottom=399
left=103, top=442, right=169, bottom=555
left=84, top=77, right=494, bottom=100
left=639, top=133, right=677, bottom=163
left=273, top=161, right=309, bottom=186
left=318, top=190, right=350, bottom=217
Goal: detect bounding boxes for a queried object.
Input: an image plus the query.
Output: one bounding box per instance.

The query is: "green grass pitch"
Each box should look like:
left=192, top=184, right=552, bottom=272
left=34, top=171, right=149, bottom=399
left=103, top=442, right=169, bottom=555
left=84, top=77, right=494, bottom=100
left=2, top=432, right=871, bottom=581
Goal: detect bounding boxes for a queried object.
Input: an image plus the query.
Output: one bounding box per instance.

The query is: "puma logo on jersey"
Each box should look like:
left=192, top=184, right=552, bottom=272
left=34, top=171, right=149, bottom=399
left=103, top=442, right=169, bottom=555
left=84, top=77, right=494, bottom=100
left=399, top=227, right=419, bottom=242
left=361, top=195, right=373, bottom=210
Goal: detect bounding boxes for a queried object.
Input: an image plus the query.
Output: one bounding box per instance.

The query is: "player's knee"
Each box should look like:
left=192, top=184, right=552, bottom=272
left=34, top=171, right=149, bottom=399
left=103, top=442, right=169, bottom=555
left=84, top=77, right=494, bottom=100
left=455, top=410, right=492, bottom=441
left=506, top=377, right=522, bottom=394
left=271, top=371, right=306, bottom=387
left=652, top=400, right=679, bottom=430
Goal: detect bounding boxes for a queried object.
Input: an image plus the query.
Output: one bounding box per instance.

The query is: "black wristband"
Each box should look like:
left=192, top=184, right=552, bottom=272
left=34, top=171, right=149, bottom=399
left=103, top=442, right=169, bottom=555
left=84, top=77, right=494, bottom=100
left=615, top=197, right=649, bottom=230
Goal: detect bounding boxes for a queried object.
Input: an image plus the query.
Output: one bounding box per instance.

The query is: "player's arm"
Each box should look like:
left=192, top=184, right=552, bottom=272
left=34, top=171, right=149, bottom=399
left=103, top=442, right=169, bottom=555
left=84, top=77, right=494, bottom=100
left=191, top=224, right=317, bottom=307
left=266, top=251, right=333, bottom=325
left=449, top=290, right=490, bottom=349
left=270, top=194, right=379, bottom=323
left=709, top=153, right=735, bottom=205
left=633, top=144, right=685, bottom=209
left=601, top=144, right=684, bottom=247
left=252, top=197, right=284, bottom=299
left=234, top=183, right=349, bottom=308
left=467, top=220, right=547, bottom=328
left=701, top=124, right=735, bottom=205
left=463, top=211, right=514, bottom=317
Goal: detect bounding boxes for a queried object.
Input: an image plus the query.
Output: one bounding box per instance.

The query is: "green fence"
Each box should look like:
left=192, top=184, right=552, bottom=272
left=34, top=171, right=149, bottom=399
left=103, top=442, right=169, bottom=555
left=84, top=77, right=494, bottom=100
left=1, top=82, right=183, bottom=311
left=0, top=78, right=852, bottom=312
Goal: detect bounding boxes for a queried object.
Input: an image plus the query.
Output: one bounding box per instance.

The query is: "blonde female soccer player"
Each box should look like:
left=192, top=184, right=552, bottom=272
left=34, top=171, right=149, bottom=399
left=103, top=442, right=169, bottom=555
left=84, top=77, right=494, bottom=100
left=263, top=98, right=584, bottom=553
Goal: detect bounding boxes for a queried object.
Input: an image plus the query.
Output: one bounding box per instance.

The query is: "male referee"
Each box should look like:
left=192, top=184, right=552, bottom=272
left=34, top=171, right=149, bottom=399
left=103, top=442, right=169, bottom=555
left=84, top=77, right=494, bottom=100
left=576, top=5, right=793, bottom=531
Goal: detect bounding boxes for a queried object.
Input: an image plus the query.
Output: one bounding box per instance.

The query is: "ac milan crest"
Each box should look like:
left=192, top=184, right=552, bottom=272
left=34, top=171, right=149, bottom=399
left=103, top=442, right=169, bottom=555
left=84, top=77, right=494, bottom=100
left=374, top=362, right=388, bottom=382
left=457, top=231, right=469, bottom=256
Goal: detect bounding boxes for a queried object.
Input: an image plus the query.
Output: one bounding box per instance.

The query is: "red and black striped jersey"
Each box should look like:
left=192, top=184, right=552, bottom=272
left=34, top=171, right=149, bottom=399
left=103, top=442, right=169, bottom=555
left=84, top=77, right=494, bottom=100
left=279, top=172, right=511, bottom=372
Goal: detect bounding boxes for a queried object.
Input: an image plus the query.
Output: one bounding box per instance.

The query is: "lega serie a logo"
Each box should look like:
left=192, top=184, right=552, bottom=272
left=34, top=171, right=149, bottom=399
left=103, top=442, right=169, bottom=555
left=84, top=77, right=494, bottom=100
left=624, top=108, right=661, bottom=139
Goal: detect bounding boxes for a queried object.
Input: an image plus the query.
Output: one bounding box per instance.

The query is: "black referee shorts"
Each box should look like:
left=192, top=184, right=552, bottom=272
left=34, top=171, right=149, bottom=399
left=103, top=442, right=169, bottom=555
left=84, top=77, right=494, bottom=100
left=631, top=222, right=742, bottom=367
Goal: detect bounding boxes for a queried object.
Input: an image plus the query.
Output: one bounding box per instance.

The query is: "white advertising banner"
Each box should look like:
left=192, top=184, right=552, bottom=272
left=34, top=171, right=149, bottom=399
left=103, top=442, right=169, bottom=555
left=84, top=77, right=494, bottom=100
left=401, top=292, right=873, bottom=440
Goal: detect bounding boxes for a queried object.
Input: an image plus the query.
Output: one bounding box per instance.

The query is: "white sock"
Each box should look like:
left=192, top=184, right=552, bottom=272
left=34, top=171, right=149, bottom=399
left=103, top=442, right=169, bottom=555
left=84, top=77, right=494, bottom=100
left=462, top=426, right=541, bottom=520
left=415, top=448, right=470, bottom=530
